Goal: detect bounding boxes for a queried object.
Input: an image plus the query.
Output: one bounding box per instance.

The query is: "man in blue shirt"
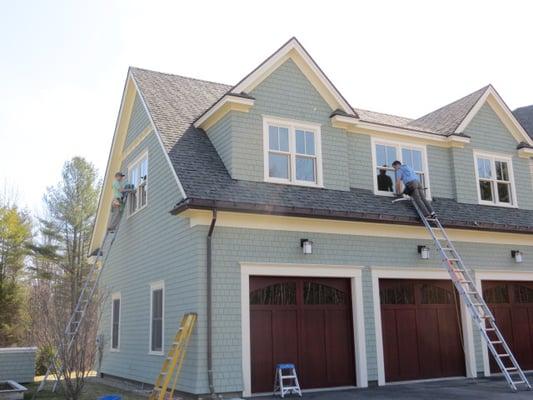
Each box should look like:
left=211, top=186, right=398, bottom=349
left=392, top=161, right=436, bottom=218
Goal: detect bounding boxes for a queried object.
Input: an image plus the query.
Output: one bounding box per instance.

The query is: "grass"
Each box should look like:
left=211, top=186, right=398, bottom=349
left=23, top=381, right=147, bottom=400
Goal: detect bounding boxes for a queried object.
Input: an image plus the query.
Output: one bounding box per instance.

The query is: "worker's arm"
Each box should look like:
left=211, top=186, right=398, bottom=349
left=395, top=177, right=403, bottom=195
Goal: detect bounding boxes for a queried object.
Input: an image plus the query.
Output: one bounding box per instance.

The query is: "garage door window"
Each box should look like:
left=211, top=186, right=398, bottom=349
left=380, top=284, right=414, bottom=304
left=303, top=282, right=347, bottom=305
left=250, top=282, right=296, bottom=305
left=483, top=284, right=509, bottom=303
left=420, top=284, right=453, bottom=304
left=515, top=285, right=533, bottom=303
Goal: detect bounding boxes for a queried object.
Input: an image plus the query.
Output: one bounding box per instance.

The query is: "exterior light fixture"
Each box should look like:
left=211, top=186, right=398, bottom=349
left=511, top=250, right=523, bottom=264
left=301, top=239, right=313, bottom=255
left=418, top=245, right=430, bottom=260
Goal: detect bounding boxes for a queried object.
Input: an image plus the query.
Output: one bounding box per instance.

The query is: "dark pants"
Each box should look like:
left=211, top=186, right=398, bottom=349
left=404, top=181, right=434, bottom=217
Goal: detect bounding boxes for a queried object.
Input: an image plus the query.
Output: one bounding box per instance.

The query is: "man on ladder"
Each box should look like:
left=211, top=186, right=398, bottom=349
left=108, top=172, right=131, bottom=232
left=392, top=160, right=436, bottom=218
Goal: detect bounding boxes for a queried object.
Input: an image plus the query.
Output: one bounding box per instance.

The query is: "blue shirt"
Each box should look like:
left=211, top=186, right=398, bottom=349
left=396, top=165, right=419, bottom=184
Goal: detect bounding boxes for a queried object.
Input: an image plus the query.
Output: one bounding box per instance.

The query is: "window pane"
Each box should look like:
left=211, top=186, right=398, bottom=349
left=376, top=168, right=394, bottom=192
left=269, top=153, right=289, bottom=179
left=296, top=130, right=305, bottom=154
left=495, top=161, right=509, bottom=181
left=412, top=150, right=423, bottom=171
left=130, top=167, right=138, bottom=186
left=268, top=126, right=279, bottom=151
left=479, top=180, right=493, bottom=201
left=112, top=299, right=120, bottom=349
left=402, top=148, right=413, bottom=169
left=113, top=299, right=120, bottom=324
left=140, top=159, right=148, bottom=178
left=151, top=289, right=163, bottom=352
left=305, top=131, right=315, bottom=155
left=303, top=282, right=347, bottom=305
left=515, top=285, right=533, bottom=304
left=380, top=284, right=414, bottom=305
left=420, top=284, right=453, bottom=304
left=296, top=156, right=315, bottom=182
left=279, top=127, right=289, bottom=151
left=386, top=146, right=397, bottom=165
left=376, top=144, right=387, bottom=166
left=477, top=158, right=492, bottom=179
left=250, top=282, right=296, bottom=305
left=483, top=285, right=509, bottom=304
left=497, top=182, right=510, bottom=203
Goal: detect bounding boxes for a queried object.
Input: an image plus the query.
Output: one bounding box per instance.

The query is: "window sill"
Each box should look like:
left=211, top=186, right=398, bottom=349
left=265, top=178, right=324, bottom=189
left=477, top=200, right=518, bottom=209
left=110, top=348, right=120, bottom=353
left=127, top=204, right=147, bottom=219
left=148, top=350, right=164, bottom=356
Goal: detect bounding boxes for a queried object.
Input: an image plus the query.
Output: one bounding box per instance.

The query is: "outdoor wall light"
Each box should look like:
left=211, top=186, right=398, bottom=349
left=418, top=245, right=430, bottom=260
left=301, top=239, right=313, bottom=255
left=511, top=250, right=523, bottom=263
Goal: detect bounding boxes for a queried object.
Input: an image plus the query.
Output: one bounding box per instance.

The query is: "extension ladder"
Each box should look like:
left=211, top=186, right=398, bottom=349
left=409, top=198, right=531, bottom=392
left=37, top=220, right=121, bottom=393
left=149, top=313, right=197, bottom=400
left=274, top=363, right=302, bottom=398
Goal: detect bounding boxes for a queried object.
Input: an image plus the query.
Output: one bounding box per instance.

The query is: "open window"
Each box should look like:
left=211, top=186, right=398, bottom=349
left=372, top=139, right=430, bottom=198
left=128, top=153, right=148, bottom=215
left=474, top=152, right=517, bottom=207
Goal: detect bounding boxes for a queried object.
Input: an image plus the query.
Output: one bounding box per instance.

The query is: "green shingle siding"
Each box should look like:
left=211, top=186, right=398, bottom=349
left=0, top=348, right=36, bottom=383
left=123, top=94, right=151, bottom=151
left=206, top=113, right=233, bottom=175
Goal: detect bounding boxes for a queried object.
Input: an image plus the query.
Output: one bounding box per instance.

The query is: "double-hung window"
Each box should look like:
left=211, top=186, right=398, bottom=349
left=128, top=153, right=148, bottom=215
left=111, top=293, right=121, bottom=351
left=264, top=117, right=322, bottom=186
left=372, top=139, right=430, bottom=197
left=474, top=152, right=516, bottom=207
left=149, top=281, right=164, bottom=354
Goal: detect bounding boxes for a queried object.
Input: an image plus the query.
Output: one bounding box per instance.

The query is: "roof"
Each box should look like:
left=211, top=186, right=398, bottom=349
left=513, top=105, right=533, bottom=140
left=406, top=86, right=490, bottom=135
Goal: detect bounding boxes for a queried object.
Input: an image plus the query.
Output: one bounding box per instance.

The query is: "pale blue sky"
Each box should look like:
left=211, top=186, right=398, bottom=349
left=1, top=0, right=532, bottom=212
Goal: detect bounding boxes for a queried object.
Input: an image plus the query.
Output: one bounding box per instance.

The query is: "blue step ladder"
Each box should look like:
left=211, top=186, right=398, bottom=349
left=274, top=363, right=302, bottom=398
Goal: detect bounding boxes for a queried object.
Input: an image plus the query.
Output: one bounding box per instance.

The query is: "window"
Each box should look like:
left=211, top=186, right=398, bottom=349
left=372, top=139, right=429, bottom=197
left=250, top=282, right=296, bottom=305
left=474, top=153, right=516, bottom=207
left=150, top=281, right=164, bottom=354
left=303, top=282, right=347, bottom=305
left=128, top=153, right=148, bottom=214
left=111, top=293, right=121, bottom=351
left=483, top=284, right=509, bottom=304
left=263, top=117, right=322, bottom=186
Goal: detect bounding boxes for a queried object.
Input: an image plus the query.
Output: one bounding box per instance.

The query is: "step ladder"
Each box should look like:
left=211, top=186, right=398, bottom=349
left=274, top=363, right=302, bottom=398
left=37, top=215, right=122, bottom=394
left=149, top=313, right=197, bottom=400
left=407, top=197, right=531, bottom=392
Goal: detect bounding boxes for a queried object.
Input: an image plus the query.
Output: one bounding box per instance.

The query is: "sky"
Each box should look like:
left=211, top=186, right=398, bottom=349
left=1, top=0, right=532, bottom=213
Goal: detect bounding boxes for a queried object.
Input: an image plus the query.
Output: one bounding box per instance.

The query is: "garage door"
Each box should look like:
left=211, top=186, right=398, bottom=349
left=380, top=279, right=465, bottom=382
left=482, top=281, right=533, bottom=372
left=249, top=276, right=355, bottom=393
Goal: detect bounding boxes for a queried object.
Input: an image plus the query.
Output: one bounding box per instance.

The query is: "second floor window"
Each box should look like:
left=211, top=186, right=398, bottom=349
left=474, top=153, right=516, bottom=207
left=263, top=117, right=322, bottom=187
left=372, top=139, right=429, bottom=197
left=128, top=153, right=148, bottom=214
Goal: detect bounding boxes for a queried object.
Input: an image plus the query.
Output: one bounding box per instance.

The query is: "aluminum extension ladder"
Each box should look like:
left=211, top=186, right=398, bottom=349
left=37, top=226, right=119, bottom=393
left=405, top=197, right=531, bottom=392
left=149, top=313, right=197, bottom=400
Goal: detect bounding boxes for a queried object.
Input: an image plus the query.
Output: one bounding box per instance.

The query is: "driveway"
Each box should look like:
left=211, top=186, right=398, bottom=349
left=259, top=375, right=533, bottom=399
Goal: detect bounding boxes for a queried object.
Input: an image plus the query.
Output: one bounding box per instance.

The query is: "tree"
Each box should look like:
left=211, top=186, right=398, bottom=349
left=0, top=204, right=32, bottom=346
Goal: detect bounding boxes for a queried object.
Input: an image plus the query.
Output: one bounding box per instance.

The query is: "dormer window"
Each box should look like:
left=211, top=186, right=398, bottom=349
left=474, top=152, right=517, bottom=207
left=263, top=117, right=323, bottom=187
left=128, top=152, right=148, bottom=215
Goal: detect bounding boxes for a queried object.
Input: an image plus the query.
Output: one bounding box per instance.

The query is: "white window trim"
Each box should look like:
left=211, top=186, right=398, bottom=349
left=370, top=137, right=432, bottom=199
left=149, top=280, right=165, bottom=355
left=127, top=150, right=149, bottom=218
left=474, top=270, right=533, bottom=378
left=262, top=116, right=324, bottom=188
left=240, top=262, right=366, bottom=397
left=473, top=151, right=518, bottom=208
left=110, top=292, right=121, bottom=352
left=370, top=267, right=477, bottom=386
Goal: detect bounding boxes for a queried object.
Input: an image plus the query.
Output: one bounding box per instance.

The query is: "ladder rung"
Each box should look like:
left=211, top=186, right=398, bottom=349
left=490, top=341, right=503, bottom=344
left=506, top=367, right=518, bottom=371
left=497, top=354, right=511, bottom=357
left=512, top=380, right=526, bottom=385
left=485, top=328, right=496, bottom=332
left=281, top=375, right=297, bottom=379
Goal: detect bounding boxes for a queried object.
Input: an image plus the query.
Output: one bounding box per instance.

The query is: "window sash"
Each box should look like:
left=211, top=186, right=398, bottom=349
left=128, top=155, right=148, bottom=214
left=111, top=298, right=120, bottom=349
left=475, top=155, right=514, bottom=205
left=151, top=288, right=163, bottom=352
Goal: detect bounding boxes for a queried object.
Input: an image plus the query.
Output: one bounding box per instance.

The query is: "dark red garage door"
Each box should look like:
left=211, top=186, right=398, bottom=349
left=250, top=276, right=355, bottom=393
left=380, top=279, right=466, bottom=382
left=483, top=281, right=533, bottom=372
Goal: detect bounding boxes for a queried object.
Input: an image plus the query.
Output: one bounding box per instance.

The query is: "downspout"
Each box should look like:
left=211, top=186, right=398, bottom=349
left=207, top=209, right=217, bottom=396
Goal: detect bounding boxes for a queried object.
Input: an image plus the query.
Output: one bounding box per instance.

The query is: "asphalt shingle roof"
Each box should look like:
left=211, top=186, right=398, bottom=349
left=514, top=105, right=533, bottom=140
left=130, top=68, right=533, bottom=234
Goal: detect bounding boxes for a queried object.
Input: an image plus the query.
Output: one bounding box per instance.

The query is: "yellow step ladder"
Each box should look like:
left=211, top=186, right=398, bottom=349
left=149, top=313, right=197, bottom=400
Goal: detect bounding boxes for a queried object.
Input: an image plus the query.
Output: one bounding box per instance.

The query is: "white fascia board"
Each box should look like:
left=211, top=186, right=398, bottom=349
left=456, top=86, right=533, bottom=146
left=518, top=147, right=533, bottom=158
left=232, top=37, right=355, bottom=116
left=193, top=95, right=255, bottom=129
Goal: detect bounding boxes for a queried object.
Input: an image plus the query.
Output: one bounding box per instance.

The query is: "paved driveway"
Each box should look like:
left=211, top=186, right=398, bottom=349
left=260, top=375, right=533, bottom=399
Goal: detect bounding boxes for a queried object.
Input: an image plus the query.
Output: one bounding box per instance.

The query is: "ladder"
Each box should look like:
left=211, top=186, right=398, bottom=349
left=37, top=218, right=121, bottom=393
left=274, top=363, right=302, bottom=398
left=149, top=313, right=197, bottom=400
left=409, top=198, right=531, bottom=392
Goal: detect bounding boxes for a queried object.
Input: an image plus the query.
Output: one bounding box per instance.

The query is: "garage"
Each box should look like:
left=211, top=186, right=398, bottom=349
left=380, top=279, right=466, bottom=382
left=482, top=281, right=533, bottom=372
left=249, top=276, right=355, bottom=393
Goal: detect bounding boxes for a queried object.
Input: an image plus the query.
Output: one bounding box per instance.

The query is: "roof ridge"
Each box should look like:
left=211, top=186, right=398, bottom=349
left=129, top=66, right=232, bottom=88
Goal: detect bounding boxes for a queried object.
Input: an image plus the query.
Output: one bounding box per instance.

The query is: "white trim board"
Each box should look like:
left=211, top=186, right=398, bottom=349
left=370, top=267, right=477, bottom=386
left=473, top=150, right=518, bottom=208
left=240, top=263, right=367, bottom=397
left=474, top=270, right=533, bottom=378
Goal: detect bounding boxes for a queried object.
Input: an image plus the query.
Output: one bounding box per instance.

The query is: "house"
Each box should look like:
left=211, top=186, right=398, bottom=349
left=91, top=37, right=533, bottom=397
